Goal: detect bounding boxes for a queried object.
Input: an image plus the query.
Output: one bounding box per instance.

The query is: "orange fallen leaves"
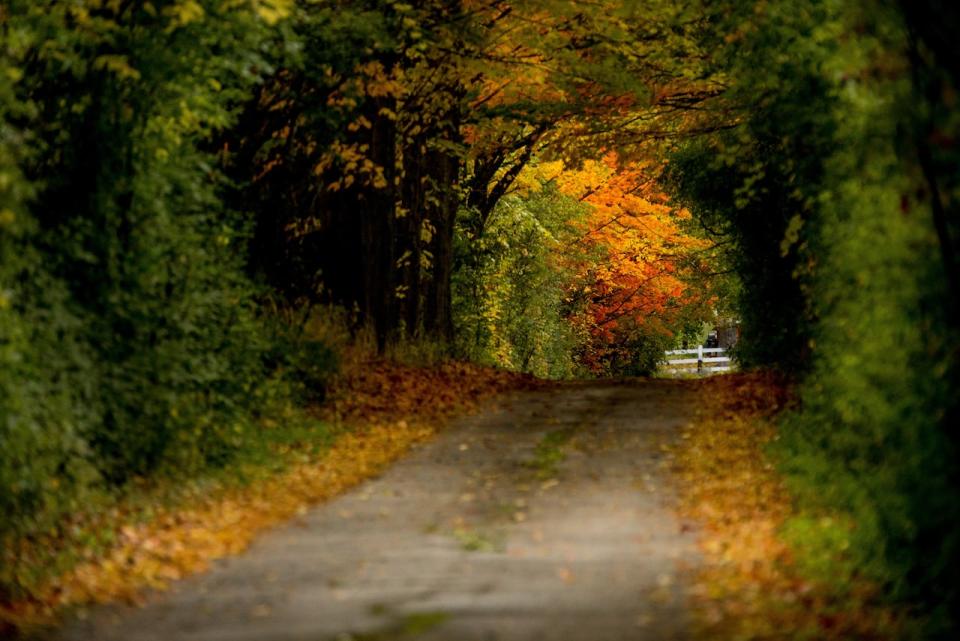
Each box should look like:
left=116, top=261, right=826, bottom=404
left=1, top=359, right=535, bottom=633
left=324, top=359, right=533, bottom=427
left=674, top=372, right=903, bottom=641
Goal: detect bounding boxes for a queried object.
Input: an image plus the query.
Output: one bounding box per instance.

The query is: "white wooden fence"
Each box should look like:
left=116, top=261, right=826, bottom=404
left=662, top=346, right=733, bottom=375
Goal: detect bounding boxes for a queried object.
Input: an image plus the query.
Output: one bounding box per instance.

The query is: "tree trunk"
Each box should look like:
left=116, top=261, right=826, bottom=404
left=420, top=87, right=463, bottom=345
left=424, top=148, right=459, bottom=344
left=361, top=96, right=399, bottom=353
left=397, top=128, right=425, bottom=340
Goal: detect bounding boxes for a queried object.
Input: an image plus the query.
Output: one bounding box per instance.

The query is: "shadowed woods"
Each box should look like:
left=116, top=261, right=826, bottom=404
left=2, top=1, right=959, bottom=640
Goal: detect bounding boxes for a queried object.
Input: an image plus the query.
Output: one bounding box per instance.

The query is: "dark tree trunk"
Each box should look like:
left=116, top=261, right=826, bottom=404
left=418, top=79, right=463, bottom=345
left=423, top=147, right=459, bottom=343
left=397, top=128, right=425, bottom=340
left=361, top=96, right=399, bottom=352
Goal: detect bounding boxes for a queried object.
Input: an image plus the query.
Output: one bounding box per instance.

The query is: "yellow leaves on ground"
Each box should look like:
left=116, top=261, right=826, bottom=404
left=1, top=359, right=533, bottom=631
left=675, top=373, right=902, bottom=641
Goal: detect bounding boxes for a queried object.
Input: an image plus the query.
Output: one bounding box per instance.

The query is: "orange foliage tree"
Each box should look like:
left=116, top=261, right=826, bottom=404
left=514, top=152, right=716, bottom=372
left=467, top=151, right=719, bottom=376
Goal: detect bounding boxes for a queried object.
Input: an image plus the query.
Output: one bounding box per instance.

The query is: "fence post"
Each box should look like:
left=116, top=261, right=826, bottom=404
left=697, top=345, right=703, bottom=374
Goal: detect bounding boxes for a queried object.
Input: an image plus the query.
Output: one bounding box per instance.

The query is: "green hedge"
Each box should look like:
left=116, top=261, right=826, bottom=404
left=668, top=2, right=960, bottom=636
left=0, top=2, right=334, bottom=592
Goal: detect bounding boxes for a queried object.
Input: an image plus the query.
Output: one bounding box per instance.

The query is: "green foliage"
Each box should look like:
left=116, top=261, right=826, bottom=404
left=667, top=1, right=839, bottom=370
left=0, top=1, right=337, bottom=596
left=264, top=310, right=339, bottom=404
left=453, top=186, right=590, bottom=379
left=609, top=330, right=678, bottom=377
left=670, top=0, right=960, bottom=634
left=774, top=7, right=960, bottom=630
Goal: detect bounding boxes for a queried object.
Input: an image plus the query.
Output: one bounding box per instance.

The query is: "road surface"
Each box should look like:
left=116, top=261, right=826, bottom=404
left=56, top=380, right=701, bottom=641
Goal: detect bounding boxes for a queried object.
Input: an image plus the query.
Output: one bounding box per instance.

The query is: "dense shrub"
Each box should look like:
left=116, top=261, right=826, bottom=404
left=668, top=1, right=960, bottom=634
left=0, top=1, right=328, bottom=565
left=774, top=5, right=960, bottom=633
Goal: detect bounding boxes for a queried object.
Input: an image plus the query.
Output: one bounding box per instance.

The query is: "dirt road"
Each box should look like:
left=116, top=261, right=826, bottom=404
left=57, top=380, right=701, bottom=641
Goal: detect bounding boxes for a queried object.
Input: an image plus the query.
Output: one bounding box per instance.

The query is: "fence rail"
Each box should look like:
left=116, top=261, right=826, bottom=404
left=661, top=345, right=733, bottom=375
left=664, top=347, right=726, bottom=355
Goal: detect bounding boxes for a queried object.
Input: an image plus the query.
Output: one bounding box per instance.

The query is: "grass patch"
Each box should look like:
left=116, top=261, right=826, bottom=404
left=347, top=611, right=451, bottom=640
left=451, top=527, right=503, bottom=553
left=524, top=427, right=578, bottom=479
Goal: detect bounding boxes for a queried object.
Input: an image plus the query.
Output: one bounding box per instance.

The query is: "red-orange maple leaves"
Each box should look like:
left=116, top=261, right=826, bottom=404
left=543, top=152, right=712, bottom=369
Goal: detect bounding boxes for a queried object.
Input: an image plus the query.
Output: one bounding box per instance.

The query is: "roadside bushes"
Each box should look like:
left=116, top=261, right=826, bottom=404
left=668, top=1, right=960, bottom=635
left=777, top=157, right=960, bottom=633
left=773, top=5, right=960, bottom=632
left=0, top=0, right=332, bottom=584
left=264, top=310, right=340, bottom=405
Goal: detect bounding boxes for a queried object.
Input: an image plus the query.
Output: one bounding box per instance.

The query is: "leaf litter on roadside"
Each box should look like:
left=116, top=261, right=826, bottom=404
left=673, top=372, right=905, bottom=641
left=1, top=360, right=538, bottom=632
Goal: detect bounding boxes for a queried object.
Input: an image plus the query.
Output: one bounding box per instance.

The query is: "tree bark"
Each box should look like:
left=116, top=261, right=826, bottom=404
left=362, top=95, right=399, bottom=352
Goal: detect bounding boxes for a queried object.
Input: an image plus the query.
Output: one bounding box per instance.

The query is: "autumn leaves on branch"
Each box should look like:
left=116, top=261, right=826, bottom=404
left=236, top=0, right=729, bottom=357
